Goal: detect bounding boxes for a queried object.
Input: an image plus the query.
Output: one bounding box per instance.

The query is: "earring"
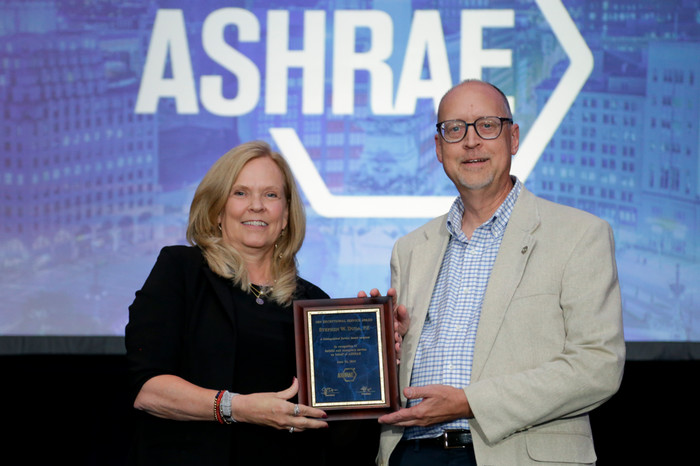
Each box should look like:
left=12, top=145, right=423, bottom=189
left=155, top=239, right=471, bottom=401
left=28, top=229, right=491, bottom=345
left=218, top=223, right=222, bottom=232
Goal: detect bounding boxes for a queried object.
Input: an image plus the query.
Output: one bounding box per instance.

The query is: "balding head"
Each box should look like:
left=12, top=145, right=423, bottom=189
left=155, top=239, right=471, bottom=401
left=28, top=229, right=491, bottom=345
left=437, top=80, right=512, bottom=122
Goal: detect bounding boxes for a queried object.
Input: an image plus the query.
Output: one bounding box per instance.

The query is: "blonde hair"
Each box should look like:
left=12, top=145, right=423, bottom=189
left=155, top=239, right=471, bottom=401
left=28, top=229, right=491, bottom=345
left=186, top=141, right=306, bottom=305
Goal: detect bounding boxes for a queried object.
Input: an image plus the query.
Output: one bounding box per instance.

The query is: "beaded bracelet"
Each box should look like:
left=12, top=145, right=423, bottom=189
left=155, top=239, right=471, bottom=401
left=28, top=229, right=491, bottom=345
left=213, top=390, right=225, bottom=424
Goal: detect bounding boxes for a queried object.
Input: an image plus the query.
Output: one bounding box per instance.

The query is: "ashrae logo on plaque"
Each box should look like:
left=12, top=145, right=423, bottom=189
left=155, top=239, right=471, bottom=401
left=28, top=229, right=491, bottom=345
left=338, top=368, right=358, bottom=383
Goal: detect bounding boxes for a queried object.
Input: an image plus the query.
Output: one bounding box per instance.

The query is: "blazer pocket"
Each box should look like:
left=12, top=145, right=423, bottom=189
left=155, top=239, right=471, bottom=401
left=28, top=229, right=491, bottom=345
left=525, top=431, right=596, bottom=464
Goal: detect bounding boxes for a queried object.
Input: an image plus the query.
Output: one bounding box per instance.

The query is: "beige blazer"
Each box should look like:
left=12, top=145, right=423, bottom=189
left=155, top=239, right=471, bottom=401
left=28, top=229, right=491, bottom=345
left=377, top=186, right=625, bottom=466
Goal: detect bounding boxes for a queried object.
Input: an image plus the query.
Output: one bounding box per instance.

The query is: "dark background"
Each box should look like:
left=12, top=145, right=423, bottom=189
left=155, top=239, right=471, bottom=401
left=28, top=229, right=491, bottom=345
left=2, top=354, right=694, bottom=465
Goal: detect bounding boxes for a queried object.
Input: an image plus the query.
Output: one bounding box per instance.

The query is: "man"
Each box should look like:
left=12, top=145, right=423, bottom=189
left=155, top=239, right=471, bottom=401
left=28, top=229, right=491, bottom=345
left=375, top=80, right=625, bottom=465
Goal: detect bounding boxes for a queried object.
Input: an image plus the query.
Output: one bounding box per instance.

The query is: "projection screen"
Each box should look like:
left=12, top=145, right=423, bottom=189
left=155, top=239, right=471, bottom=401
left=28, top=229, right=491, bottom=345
left=1, top=0, right=698, bottom=359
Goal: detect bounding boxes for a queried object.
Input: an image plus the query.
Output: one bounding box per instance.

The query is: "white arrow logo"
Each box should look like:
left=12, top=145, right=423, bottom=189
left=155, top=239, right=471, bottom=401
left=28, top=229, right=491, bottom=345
left=511, top=0, right=594, bottom=180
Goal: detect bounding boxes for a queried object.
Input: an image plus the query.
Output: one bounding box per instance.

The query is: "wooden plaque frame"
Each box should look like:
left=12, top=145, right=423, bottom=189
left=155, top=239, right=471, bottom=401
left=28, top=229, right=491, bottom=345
left=293, top=296, right=400, bottom=420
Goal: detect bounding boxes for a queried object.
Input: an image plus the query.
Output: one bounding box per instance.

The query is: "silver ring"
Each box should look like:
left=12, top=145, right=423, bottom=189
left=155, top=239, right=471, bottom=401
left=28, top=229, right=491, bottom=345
left=293, top=404, right=300, bottom=417
left=289, top=426, right=295, bottom=433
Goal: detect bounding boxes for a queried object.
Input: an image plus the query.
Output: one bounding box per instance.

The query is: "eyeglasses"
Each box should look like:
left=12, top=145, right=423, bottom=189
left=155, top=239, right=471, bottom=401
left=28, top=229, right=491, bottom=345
left=436, top=116, right=513, bottom=143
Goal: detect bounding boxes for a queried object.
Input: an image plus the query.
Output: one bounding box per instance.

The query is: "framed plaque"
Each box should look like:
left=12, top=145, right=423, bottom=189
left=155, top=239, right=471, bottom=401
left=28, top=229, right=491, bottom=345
left=293, top=296, right=400, bottom=420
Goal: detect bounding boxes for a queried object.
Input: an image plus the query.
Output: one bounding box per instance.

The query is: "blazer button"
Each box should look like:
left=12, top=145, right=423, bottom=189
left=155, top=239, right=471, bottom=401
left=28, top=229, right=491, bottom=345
left=521, top=246, right=528, bottom=254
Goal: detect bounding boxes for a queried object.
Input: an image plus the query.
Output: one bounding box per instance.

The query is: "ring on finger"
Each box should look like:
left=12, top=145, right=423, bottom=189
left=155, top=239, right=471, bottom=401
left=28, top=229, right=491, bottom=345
left=289, top=426, right=295, bottom=433
left=293, top=404, right=300, bottom=417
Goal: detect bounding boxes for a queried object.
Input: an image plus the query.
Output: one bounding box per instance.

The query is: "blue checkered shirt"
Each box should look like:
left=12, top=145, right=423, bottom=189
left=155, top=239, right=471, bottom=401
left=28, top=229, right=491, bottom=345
left=403, top=178, right=522, bottom=440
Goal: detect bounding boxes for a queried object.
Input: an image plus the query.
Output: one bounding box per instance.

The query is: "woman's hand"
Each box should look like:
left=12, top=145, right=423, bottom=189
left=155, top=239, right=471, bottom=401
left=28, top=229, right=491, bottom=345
left=357, top=288, right=410, bottom=364
left=231, top=378, right=328, bottom=431
left=135, top=375, right=328, bottom=432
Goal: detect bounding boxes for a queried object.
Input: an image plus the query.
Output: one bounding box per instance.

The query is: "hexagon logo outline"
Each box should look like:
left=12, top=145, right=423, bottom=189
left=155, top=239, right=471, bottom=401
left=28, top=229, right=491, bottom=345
left=271, top=0, right=593, bottom=218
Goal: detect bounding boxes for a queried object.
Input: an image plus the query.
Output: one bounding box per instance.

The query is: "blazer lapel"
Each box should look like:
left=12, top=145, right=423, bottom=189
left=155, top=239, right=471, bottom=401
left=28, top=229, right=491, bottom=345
left=471, top=188, right=539, bottom=381
left=203, top=266, right=238, bottom=331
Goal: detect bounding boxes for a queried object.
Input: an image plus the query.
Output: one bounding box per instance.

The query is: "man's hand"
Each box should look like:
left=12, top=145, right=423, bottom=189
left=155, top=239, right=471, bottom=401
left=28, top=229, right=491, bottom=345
left=377, top=385, right=472, bottom=427
left=357, top=288, right=410, bottom=363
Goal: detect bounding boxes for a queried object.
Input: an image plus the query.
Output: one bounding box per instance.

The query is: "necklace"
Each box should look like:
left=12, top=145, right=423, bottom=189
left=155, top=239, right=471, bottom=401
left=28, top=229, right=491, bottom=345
left=249, top=283, right=271, bottom=305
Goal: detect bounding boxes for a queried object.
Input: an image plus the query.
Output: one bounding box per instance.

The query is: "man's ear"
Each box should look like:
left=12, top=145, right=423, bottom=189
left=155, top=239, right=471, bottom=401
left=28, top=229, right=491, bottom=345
left=435, top=133, right=444, bottom=164
left=510, top=123, right=520, bottom=156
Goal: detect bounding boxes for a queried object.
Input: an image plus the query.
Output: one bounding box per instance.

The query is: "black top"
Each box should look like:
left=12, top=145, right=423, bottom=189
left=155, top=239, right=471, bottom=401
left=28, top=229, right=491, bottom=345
left=231, top=284, right=298, bottom=395
left=228, top=285, right=325, bottom=465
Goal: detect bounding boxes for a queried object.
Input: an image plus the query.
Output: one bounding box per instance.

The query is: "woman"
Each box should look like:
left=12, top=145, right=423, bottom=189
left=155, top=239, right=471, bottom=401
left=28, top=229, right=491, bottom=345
left=125, top=141, right=335, bottom=465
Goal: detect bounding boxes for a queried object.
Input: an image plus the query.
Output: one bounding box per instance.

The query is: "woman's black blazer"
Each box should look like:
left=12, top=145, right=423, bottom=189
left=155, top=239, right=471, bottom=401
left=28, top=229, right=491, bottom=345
left=125, top=245, right=328, bottom=465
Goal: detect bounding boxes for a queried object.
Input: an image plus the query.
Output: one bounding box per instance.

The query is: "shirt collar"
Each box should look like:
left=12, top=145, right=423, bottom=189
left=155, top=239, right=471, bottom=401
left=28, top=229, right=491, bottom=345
left=445, top=176, right=523, bottom=240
